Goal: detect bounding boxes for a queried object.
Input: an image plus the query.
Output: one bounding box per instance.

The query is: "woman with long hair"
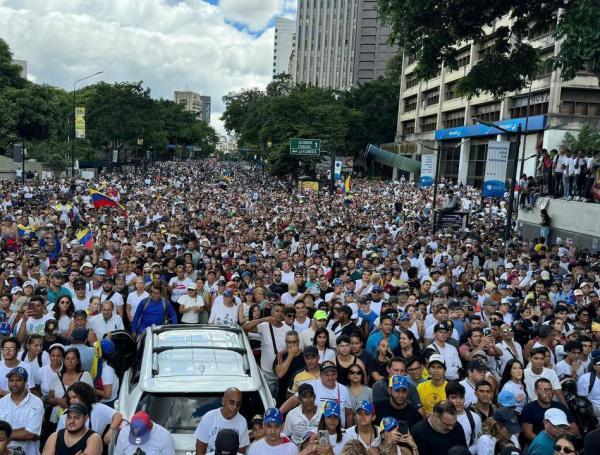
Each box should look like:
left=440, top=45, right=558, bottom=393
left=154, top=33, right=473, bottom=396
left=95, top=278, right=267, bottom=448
left=317, top=400, right=352, bottom=454
left=52, top=295, right=75, bottom=336
left=497, top=359, right=529, bottom=413
left=398, top=330, right=421, bottom=360
left=238, top=288, right=255, bottom=325
left=313, top=327, right=335, bottom=363
left=553, top=435, right=577, bottom=455
left=347, top=366, right=373, bottom=412
left=475, top=413, right=520, bottom=455
left=334, top=335, right=367, bottom=386
left=367, top=338, right=392, bottom=385
left=19, top=334, right=49, bottom=388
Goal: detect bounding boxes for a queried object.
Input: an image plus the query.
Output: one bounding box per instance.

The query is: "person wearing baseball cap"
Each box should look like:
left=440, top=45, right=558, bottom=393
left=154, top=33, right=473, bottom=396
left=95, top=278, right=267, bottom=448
left=114, top=410, right=175, bottom=454
left=345, top=400, right=379, bottom=447
left=282, top=383, right=319, bottom=445
left=527, top=408, right=570, bottom=455
left=43, top=403, right=103, bottom=455
left=459, top=359, right=489, bottom=407
left=288, top=346, right=321, bottom=395
left=428, top=321, right=462, bottom=380
left=314, top=400, right=353, bottom=452
left=178, top=281, right=206, bottom=324
left=212, top=428, right=242, bottom=455
left=417, top=354, right=449, bottom=415
left=247, top=408, right=297, bottom=454
left=298, top=310, right=336, bottom=351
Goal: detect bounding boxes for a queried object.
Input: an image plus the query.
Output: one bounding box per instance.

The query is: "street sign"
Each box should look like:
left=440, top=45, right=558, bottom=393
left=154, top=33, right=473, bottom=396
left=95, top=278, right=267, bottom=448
left=290, top=138, right=321, bottom=156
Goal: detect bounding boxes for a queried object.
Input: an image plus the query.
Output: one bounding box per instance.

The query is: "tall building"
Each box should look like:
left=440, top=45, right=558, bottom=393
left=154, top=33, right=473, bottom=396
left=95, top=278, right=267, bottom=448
left=294, top=0, right=398, bottom=89
left=174, top=91, right=211, bottom=123
left=353, top=0, right=398, bottom=85
left=394, top=15, right=600, bottom=187
left=273, top=17, right=296, bottom=77
left=14, top=59, right=27, bottom=79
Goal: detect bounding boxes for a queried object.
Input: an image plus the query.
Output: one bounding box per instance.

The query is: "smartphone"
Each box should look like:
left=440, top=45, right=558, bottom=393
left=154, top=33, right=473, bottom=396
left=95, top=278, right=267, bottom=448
left=28, top=302, right=35, bottom=312
left=318, top=430, right=330, bottom=447
left=398, top=420, right=409, bottom=434
left=483, top=327, right=491, bottom=336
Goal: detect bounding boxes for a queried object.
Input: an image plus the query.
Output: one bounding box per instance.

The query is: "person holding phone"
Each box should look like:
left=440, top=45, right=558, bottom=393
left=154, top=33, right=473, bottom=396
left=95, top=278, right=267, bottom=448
left=344, top=401, right=381, bottom=453
left=378, top=417, right=419, bottom=455
left=316, top=400, right=352, bottom=454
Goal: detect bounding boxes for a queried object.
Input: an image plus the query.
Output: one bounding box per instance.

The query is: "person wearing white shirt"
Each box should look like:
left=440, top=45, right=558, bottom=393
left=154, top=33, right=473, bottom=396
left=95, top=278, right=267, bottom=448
left=126, top=277, right=150, bottom=324
left=115, top=411, right=175, bottom=455
left=283, top=383, right=321, bottom=445
left=429, top=322, right=462, bottom=380
left=459, top=359, right=489, bottom=407
left=178, top=283, right=206, bottom=324
left=555, top=341, right=585, bottom=380
left=248, top=407, right=298, bottom=455
left=446, top=381, right=482, bottom=454
left=0, top=366, right=44, bottom=455
left=88, top=301, right=124, bottom=340
left=496, top=324, right=524, bottom=376
left=524, top=347, right=567, bottom=407
left=577, top=357, right=600, bottom=417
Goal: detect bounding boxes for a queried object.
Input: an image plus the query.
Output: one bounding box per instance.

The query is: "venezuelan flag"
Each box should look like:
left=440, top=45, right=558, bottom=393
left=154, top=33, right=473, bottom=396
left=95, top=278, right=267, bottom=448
left=76, top=228, right=94, bottom=249
left=89, top=189, right=127, bottom=213
left=17, top=224, right=36, bottom=238
left=344, top=175, right=351, bottom=194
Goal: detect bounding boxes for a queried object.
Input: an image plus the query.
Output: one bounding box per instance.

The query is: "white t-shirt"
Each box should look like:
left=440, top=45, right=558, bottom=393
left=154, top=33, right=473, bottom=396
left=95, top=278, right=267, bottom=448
left=18, top=351, right=50, bottom=386
left=308, top=379, right=352, bottom=426
left=0, top=361, right=35, bottom=392
left=0, top=392, right=44, bottom=455
left=168, top=276, right=194, bottom=303
left=499, top=380, right=528, bottom=413
left=193, top=408, right=250, bottom=452
left=99, top=364, right=119, bottom=403
left=291, top=318, right=311, bottom=333
left=88, top=313, right=125, bottom=339
left=556, top=359, right=586, bottom=380
left=524, top=366, right=561, bottom=399
left=178, top=294, right=205, bottom=324
left=114, top=422, right=175, bottom=455
left=73, top=295, right=91, bottom=312
left=459, top=378, right=478, bottom=407
left=577, top=372, right=600, bottom=416
left=25, top=314, right=53, bottom=336
left=247, top=436, right=298, bottom=455
left=57, top=402, right=117, bottom=433
left=457, top=410, right=481, bottom=452
left=344, top=425, right=382, bottom=449
left=208, top=302, right=240, bottom=328
left=258, top=321, right=292, bottom=373
left=37, top=364, right=61, bottom=396
left=127, top=291, right=150, bottom=317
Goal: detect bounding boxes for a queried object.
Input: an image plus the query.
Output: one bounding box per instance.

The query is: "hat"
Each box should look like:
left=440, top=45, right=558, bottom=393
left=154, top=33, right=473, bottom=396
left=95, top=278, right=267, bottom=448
left=380, top=416, right=399, bottom=432
left=100, top=339, right=115, bottom=356
left=541, top=271, right=551, bottom=280
left=574, top=289, right=584, bottom=296
left=72, top=327, right=88, bottom=341
left=214, top=428, right=240, bottom=455
left=263, top=407, right=283, bottom=424
left=467, top=359, right=489, bottom=371
left=389, top=375, right=410, bottom=391
left=320, top=361, right=337, bottom=373
left=48, top=343, right=66, bottom=353
left=498, top=389, right=517, bottom=407
left=580, top=282, right=592, bottom=288
left=22, top=281, right=34, bottom=289
left=187, top=283, right=197, bottom=290
left=298, top=383, right=315, bottom=396
left=428, top=353, right=446, bottom=367
left=355, top=400, right=374, bottom=414
left=314, top=310, right=328, bottom=321
left=65, top=403, right=89, bottom=416
left=0, top=323, right=11, bottom=336
left=94, top=268, right=106, bottom=276
left=322, top=400, right=340, bottom=417
left=143, top=264, right=152, bottom=271
left=372, top=285, right=383, bottom=293
left=544, top=408, right=569, bottom=427
left=505, top=263, right=514, bottom=269
left=434, top=321, right=452, bottom=332
left=129, top=411, right=153, bottom=445
left=223, top=289, right=233, bottom=297
left=80, top=262, right=93, bottom=271
left=250, top=414, right=263, bottom=424
left=10, top=287, right=23, bottom=295
left=303, top=345, right=319, bottom=357
left=493, top=408, right=521, bottom=434
left=5, top=366, right=27, bottom=381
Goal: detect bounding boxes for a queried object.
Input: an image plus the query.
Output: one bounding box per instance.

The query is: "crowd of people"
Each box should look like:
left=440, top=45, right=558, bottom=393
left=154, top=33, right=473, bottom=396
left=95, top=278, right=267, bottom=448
left=0, top=158, right=597, bottom=455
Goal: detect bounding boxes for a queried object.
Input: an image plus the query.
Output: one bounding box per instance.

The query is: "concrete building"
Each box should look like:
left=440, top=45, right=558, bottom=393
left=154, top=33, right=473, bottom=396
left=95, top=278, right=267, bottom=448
left=394, top=15, right=600, bottom=188
left=353, top=0, right=398, bottom=85
left=216, top=135, right=238, bottom=154
left=273, top=17, right=296, bottom=77
left=174, top=91, right=211, bottom=123
left=15, top=59, right=27, bottom=79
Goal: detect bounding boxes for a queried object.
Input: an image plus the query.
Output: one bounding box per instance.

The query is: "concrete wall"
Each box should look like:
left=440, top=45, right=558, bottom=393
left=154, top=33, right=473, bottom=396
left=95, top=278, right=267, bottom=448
left=517, top=198, right=600, bottom=249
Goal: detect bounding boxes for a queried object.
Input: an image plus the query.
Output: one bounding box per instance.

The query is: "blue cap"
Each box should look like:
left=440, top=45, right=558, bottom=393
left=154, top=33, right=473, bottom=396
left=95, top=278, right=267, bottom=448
left=322, top=400, right=341, bottom=418
left=400, top=312, right=411, bottom=321
left=100, top=339, right=115, bottom=355
left=245, top=288, right=254, bottom=295
left=223, top=289, right=233, bottom=297
left=380, top=416, right=399, bottom=432
left=372, top=285, right=383, bottom=292
left=6, top=366, right=28, bottom=381
left=498, top=284, right=508, bottom=290
left=263, top=407, right=283, bottom=424
left=0, top=322, right=11, bottom=336
left=94, top=268, right=107, bottom=276
left=498, top=389, right=517, bottom=407
left=355, top=400, right=374, bottom=414
left=333, top=278, right=343, bottom=286
left=389, top=375, right=410, bottom=391
left=242, top=271, right=252, bottom=278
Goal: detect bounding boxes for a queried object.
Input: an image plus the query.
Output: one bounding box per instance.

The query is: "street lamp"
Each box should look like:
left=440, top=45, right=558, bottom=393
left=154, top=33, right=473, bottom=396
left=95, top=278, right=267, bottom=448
left=72, top=71, right=103, bottom=177
left=472, top=117, right=522, bottom=243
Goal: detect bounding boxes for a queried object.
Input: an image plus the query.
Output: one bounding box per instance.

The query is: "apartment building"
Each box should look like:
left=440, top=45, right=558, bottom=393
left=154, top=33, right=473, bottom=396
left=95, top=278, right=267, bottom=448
left=395, top=16, right=600, bottom=188
left=174, top=91, right=211, bottom=123
left=273, top=17, right=296, bottom=78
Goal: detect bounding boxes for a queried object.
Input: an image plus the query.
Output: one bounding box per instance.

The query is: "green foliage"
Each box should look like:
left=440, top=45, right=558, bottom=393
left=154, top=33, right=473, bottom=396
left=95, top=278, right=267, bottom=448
left=221, top=76, right=399, bottom=176
left=377, top=0, right=600, bottom=99
left=385, top=51, right=404, bottom=82
left=562, top=124, right=600, bottom=152
left=0, top=38, right=26, bottom=91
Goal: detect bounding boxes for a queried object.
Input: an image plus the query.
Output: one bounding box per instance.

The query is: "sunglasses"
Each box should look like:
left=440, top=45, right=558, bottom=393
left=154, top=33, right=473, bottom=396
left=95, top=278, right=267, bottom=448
left=285, top=313, right=295, bottom=318
left=348, top=370, right=363, bottom=375
left=554, top=444, right=575, bottom=454
left=501, top=328, right=513, bottom=333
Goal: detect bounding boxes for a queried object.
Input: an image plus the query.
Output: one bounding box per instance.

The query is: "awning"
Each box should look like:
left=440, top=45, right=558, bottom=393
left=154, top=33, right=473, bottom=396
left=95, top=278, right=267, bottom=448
left=365, top=144, right=422, bottom=173
left=435, top=115, right=547, bottom=140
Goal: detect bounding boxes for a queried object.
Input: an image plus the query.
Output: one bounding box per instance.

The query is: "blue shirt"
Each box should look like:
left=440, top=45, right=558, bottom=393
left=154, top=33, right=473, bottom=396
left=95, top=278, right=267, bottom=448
left=526, top=431, right=555, bottom=455
left=358, top=310, right=378, bottom=332
left=366, top=330, right=400, bottom=357
left=131, top=298, right=178, bottom=334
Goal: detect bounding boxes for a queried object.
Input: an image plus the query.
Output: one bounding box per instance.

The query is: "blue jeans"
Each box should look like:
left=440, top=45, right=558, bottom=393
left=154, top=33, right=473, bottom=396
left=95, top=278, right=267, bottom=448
left=563, top=174, right=571, bottom=197
left=540, top=226, right=550, bottom=244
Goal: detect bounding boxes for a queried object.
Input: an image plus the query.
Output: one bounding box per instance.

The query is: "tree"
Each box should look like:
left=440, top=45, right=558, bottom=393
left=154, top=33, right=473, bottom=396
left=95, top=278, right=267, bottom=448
left=0, top=38, right=26, bottom=91
left=562, top=123, right=600, bottom=152
left=221, top=88, right=266, bottom=147
left=377, top=0, right=600, bottom=98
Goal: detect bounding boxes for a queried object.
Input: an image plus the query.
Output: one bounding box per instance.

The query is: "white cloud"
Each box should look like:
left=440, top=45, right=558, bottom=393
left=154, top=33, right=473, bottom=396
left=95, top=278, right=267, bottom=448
left=0, top=0, right=297, bottom=135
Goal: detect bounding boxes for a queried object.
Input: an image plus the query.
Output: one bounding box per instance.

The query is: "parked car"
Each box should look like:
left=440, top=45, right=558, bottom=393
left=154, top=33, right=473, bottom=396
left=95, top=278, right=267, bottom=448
left=115, top=324, right=274, bottom=454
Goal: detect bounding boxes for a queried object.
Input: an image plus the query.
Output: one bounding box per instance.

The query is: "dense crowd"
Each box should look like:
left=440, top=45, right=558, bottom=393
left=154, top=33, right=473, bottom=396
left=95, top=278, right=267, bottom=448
left=0, top=159, right=597, bottom=455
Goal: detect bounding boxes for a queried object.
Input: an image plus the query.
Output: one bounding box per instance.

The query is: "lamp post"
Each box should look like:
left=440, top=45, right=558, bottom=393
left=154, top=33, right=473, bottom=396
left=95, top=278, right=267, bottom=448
left=72, top=71, right=103, bottom=177
left=472, top=118, right=522, bottom=243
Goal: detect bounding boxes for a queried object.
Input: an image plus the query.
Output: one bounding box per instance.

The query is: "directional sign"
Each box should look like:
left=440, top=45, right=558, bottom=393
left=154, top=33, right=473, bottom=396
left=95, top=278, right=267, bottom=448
left=290, top=138, right=321, bottom=156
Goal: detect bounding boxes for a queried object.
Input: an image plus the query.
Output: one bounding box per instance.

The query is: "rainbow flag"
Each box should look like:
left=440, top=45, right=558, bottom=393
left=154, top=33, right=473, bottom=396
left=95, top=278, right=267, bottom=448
left=76, top=228, right=94, bottom=249
left=89, top=188, right=126, bottom=213
left=344, top=175, right=351, bottom=194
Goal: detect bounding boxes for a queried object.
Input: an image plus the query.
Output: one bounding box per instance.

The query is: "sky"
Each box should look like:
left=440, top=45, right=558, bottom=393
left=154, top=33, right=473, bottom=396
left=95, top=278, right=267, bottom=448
left=0, top=0, right=297, bottom=135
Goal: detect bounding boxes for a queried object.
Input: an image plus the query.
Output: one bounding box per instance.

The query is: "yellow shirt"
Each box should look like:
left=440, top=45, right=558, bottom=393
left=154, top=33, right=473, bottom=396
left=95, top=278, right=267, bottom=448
left=417, top=379, right=447, bottom=415
left=290, top=370, right=320, bottom=393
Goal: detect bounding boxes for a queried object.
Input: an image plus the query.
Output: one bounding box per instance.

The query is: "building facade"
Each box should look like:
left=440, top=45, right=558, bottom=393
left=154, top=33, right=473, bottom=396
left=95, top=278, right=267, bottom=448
left=273, top=17, right=296, bottom=78
left=394, top=16, right=600, bottom=187
left=174, top=91, right=211, bottom=123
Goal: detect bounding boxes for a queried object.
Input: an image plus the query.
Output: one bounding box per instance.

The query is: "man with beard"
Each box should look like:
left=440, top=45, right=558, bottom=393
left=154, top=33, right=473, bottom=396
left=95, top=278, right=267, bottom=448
left=411, top=401, right=467, bottom=455
left=43, top=403, right=102, bottom=455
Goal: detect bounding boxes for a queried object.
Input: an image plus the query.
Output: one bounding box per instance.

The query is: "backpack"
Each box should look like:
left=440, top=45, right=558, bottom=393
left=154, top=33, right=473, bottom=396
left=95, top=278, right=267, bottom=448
left=20, top=350, right=43, bottom=367
left=465, top=408, right=477, bottom=446
left=589, top=371, right=596, bottom=395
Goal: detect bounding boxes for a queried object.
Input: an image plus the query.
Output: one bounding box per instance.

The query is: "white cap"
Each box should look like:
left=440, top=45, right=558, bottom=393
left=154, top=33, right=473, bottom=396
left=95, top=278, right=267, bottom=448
left=428, top=354, right=446, bottom=366
left=187, top=283, right=197, bottom=290
left=544, top=408, right=569, bottom=426
left=506, top=263, right=514, bottom=268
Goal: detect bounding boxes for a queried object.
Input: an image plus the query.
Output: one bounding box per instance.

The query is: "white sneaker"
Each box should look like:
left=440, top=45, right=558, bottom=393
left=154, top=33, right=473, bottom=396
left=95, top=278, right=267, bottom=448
left=567, top=196, right=573, bottom=200
left=574, top=196, right=580, bottom=201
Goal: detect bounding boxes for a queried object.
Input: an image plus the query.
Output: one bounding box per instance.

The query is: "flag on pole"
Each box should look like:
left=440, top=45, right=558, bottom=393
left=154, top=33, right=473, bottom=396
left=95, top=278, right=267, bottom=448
left=89, top=189, right=127, bottom=213
left=76, top=228, right=94, bottom=250
left=344, top=175, right=351, bottom=194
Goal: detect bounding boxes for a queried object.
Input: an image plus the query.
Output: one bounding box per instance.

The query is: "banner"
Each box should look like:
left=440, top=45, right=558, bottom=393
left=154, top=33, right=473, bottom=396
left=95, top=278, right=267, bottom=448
left=482, top=141, right=510, bottom=197
left=299, top=181, right=319, bottom=192
left=75, top=107, right=86, bottom=139
left=334, top=160, right=342, bottom=180
left=419, top=154, right=436, bottom=187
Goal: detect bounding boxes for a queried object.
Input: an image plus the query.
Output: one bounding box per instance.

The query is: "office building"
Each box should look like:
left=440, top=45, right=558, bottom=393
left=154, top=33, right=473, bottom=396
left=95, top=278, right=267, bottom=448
left=273, top=17, right=296, bottom=77
left=394, top=15, right=600, bottom=187
left=174, top=91, right=211, bottom=123
left=15, top=59, right=27, bottom=79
